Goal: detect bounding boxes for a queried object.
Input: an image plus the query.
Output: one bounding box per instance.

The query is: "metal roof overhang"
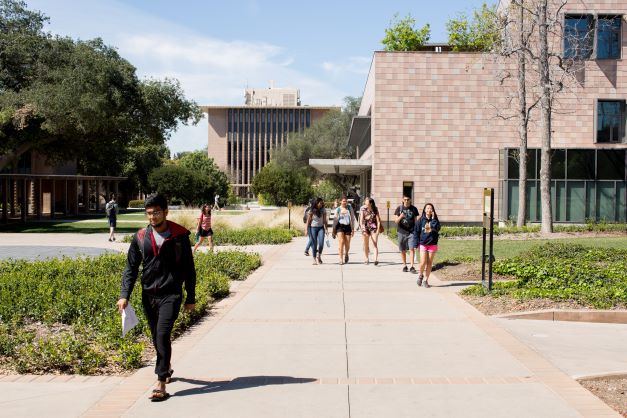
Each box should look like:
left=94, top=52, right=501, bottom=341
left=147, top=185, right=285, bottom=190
left=348, top=116, right=371, bottom=147
left=309, top=159, right=372, bottom=176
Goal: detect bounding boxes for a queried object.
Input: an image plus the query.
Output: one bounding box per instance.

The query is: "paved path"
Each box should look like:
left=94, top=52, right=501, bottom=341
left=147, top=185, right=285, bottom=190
left=0, top=235, right=622, bottom=417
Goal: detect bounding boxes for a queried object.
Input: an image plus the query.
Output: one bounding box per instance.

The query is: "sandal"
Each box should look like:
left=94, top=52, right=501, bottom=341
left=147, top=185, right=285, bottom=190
left=149, top=389, right=170, bottom=402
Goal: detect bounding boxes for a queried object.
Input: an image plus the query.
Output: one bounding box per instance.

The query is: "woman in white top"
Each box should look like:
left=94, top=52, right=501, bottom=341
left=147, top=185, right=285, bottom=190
left=332, top=195, right=355, bottom=265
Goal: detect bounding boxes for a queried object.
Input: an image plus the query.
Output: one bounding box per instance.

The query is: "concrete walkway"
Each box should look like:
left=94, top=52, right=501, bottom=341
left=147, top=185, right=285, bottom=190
left=0, top=235, right=622, bottom=417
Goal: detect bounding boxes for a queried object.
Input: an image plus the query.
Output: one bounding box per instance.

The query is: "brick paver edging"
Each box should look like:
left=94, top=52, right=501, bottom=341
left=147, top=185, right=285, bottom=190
left=80, top=243, right=287, bottom=418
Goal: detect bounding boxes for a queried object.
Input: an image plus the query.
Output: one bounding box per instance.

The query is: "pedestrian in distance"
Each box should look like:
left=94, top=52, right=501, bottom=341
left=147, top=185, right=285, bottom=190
left=193, top=204, right=214, bottom=253
left=303, top=198, right=315, bottom=256
left=332, top=195, right=355, bottom=265
left=105, top=193, right=119, bottom=242
left=416, top=203, right=441, bottom=288
left=305, top=197, right=329, bottom=265
left=116, top=193, right=196, bottom=402
left=214, top=194, right=220, bottom=211
left=360, top=197, right=382, bottom=265
left=394, top=195, right=419, bottom=272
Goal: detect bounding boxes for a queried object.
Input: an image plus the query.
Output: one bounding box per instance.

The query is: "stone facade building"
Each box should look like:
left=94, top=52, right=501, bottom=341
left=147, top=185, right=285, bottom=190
left=318, top=0, right=626, bottom=224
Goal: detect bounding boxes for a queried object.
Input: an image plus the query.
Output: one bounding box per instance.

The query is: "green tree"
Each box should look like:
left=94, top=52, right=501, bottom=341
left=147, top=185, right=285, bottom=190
left=148, top=165, right=203, bottom=206
left=0, top=0, right=202, bottom=173
left=251, top=162, right=312, bottom=206
left=272, top=96, right=360, bottom=185
left=381, top=14, right=430, bottom=51
left=175, top=150, right=229, bottom=205
left=313, top=179, right=343, bottom=203
left=446, top=3, right=501, bottom=52
left=121, top=143, right=170, bottom=195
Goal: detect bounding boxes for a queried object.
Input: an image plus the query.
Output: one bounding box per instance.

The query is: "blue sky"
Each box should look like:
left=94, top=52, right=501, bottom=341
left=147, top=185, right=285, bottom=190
left=27, top=0, right=489, bottom=154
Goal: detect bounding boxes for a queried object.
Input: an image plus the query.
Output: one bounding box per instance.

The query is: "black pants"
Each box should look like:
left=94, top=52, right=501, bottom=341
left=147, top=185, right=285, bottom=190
left=142, top=293, right=182, bottom=382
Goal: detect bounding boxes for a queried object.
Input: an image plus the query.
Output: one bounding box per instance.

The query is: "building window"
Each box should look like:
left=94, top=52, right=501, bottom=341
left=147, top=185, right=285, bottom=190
left=597, top=16, right=621, bottom=59
left=564, top=14, right=622, bottom=60
left=597, top=100, right=626, bottom=143
left=564, top=15, right=594, bottom=59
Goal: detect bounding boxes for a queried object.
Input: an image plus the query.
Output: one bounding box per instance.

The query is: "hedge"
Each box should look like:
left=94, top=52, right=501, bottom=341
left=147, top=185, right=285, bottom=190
left=0, top=250, right=261, bottom=374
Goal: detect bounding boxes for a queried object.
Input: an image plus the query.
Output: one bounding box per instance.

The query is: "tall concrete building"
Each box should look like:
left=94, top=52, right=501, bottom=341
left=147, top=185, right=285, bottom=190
left=203, top=87, right=337, bottom=196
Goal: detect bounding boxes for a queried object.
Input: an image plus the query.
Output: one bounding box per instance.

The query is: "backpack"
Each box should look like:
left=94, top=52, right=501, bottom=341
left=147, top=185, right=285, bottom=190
left=105, top=201, right=115, bottom=217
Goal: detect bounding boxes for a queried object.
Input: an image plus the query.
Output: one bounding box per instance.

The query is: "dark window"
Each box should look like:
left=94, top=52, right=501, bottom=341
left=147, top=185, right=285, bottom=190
left=567, top=150, right=596, bottom=180
left=564, top=15, right=594, bottom=59
left=597, top=149, right=625, bottom=180
left=306, top=109, right=311, bottom=127
left=552, top=149, right=566, bottom=179
left=506, top=149, right=536, bottom=179
left=597, top=100, right=626, bottom=143
left=597, top=16, right=621, bottom=59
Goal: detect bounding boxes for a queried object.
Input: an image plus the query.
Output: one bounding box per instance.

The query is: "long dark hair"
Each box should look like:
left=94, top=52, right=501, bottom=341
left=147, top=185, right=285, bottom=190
left=421, top=203, right=438, bottom=221
left=312, top=197, right=325, bottom=217
left=201, top=204, right=211, bottom=216
left=367, top=197, right=379, bottom=215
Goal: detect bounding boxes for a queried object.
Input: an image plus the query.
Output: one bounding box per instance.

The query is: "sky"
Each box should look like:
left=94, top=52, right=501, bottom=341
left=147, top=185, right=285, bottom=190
left=27, top=0, right=489, bottom=154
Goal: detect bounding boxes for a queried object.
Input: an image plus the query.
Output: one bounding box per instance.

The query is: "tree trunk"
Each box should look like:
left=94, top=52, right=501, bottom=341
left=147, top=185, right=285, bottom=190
left=516, top=0, right=528, bottom=227
left=538, top=0, right=553, bottom=234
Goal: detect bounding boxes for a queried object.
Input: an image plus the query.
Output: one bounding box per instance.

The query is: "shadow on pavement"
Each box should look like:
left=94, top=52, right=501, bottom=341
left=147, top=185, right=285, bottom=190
left=172, top=376, right=317, bottom=397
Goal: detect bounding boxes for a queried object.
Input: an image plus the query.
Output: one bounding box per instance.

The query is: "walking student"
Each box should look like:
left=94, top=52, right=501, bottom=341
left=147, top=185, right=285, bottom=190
left=332, top=195, right=355, bottom=265
left=416, top=203, right=441, bottom=288
left=303, top=198, right=315, bottom=256
left=394, top=195, right=419, bottom=272
left=117, top=194, right=196, bottom=402
left=360, top=197, right=382, bottom=265
left=193, top=204, right=214, bottom=253
left=305, top=197, right=328, bottom=265
left=105, top=193, right=119, bottom=242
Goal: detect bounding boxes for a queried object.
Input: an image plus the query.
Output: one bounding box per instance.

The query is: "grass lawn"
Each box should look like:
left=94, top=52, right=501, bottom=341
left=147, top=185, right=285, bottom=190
left=437, top=236, right=627, bottom=262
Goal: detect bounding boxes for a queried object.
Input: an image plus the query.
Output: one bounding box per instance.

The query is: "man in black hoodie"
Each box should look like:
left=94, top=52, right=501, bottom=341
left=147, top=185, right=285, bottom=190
left=116, top=193, right=196, bottom=402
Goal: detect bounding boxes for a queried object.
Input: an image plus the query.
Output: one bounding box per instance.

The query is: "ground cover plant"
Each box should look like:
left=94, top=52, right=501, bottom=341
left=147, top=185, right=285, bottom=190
left=0, top=250, right=261, bottom=375
left=461, top=243, right=627, bottom=309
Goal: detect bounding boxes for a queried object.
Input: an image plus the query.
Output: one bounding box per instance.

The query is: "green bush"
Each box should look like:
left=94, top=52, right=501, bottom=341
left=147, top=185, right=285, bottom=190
left=128, top=200, right=144, bottom=208
left=461, top=243, right=627, bottom=308
left=0, top=250, right=260, bottom=374
left=192, top=227, right=297, bottom=246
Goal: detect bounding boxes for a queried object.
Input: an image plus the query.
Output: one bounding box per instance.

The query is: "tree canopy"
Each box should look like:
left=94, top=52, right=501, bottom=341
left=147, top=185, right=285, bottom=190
left=175, top=150, right=229, bottom=203
left=381, top=14, right=430, bottom=51
left=251, top=162, right=312, bottom=206
left=0, top=0, right=202, bottom=175
left=446, top=2, right=501, bottom=52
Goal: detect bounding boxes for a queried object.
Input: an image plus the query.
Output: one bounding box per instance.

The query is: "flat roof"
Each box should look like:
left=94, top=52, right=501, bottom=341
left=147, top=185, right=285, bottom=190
left=309, top=158, right=371, bottom=176
left=202, top=105, right=339, bottom=111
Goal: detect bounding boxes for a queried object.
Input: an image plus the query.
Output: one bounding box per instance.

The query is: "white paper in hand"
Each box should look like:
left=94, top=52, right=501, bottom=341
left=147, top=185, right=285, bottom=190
left=122, top=304, right=139, bottom=337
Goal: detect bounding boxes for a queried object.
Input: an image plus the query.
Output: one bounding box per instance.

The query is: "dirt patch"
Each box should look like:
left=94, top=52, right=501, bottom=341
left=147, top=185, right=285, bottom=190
left=579, top=377, right=627, bottom=417
left=460, top=294, right=592, bottom=316
left=434, top=261, right=512, bottom=282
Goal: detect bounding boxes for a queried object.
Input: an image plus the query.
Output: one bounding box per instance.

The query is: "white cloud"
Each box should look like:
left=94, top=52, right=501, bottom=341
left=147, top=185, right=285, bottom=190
left=27, top=0, right=349, bottom=153
left=322, top=56, right=371, bottom=79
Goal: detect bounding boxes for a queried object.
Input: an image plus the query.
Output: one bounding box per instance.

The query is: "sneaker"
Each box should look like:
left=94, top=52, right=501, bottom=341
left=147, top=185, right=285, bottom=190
left=108, top=238, right=112, bottom=242
left=304, top=251, right=309, bottom=256
left=344, top=254, right=349, bottom=263
left=402, top=266, right=408, bottom=272
left=317, top=256, right=322, bottom=264
left=313, top=259, right=318, bottom=265
left=409, top=266, right=416, bottom=274
left=422, top=279, right=430, bottom=288
left=417, top=274, right=424, bottom=287
left=374, top=260, right=379, bottom=266
left=112, top=237, right=116, bottom=241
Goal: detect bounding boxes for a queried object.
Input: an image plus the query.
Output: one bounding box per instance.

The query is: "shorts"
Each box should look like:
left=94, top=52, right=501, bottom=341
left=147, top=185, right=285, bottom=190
left=108, top=217, right=116, bottom=227
left=398, top=230, right=417, bottom=252
left=419, top=244, right=438, bottom=253
left=335, top=223, right=352, bottom=236
left=199, top=228, right=213, bottom=237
